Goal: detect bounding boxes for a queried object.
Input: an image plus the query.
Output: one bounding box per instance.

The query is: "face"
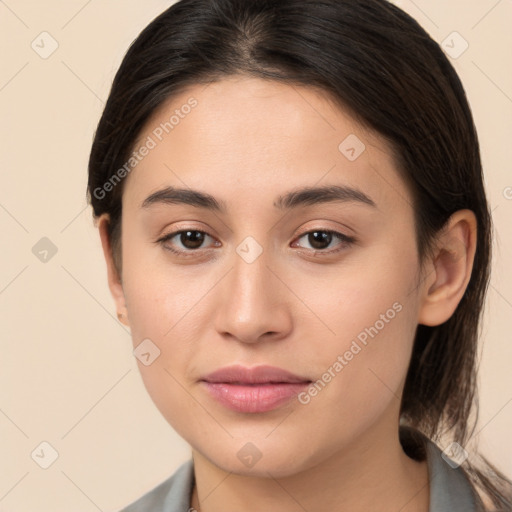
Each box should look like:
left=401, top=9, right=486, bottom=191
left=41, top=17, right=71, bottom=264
left=113, top=76, right=426, bottom=476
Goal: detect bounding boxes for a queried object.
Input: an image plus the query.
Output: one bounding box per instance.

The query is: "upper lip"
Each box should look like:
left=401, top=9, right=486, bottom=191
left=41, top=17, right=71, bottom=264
left=201, top=364, right=311, bottom=384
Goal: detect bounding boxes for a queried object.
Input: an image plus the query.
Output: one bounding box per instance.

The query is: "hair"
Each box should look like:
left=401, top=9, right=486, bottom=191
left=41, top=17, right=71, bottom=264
left=87, top=0, right=512, bottom=509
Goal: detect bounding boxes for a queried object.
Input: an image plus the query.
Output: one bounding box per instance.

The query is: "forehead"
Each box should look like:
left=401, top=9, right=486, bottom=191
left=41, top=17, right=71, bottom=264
left=122, top=76, right=411, bottom=215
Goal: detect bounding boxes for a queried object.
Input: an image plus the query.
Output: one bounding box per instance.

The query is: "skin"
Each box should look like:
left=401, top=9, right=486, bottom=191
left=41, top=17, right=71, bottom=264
left=97, top=76, right=477, bottom=512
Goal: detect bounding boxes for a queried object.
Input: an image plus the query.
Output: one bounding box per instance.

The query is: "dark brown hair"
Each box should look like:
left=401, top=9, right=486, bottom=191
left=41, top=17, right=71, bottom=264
left=87, top=0, right=512, bottom=508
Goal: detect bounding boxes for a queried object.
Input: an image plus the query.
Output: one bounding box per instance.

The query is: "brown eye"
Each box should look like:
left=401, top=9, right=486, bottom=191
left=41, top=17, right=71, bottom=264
left=293, top=229, right=355, bottom=254
left=306, top=231, right=333, bottom=250
left=176, top=230, right=206, bottom=249
left=157, top=229, right=219, bottom=256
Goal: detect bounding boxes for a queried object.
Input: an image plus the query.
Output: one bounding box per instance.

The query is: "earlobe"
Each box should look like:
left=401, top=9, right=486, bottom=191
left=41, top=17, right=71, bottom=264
left=417, top=209, right=477, bottom=326
left=97, top=214, right=130, bottom=326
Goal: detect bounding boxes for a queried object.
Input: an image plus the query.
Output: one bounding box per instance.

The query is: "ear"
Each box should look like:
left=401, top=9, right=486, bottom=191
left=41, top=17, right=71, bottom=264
left=97, top=213, right=130, bottom=327
left=417, top=209, right=477, bottom=326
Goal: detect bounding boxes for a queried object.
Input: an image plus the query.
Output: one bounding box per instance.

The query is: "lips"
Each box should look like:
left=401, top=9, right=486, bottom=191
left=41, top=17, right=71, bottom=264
left=200, top=364, right=311, bottom=413
left=202, top=364, right=310, bottom=384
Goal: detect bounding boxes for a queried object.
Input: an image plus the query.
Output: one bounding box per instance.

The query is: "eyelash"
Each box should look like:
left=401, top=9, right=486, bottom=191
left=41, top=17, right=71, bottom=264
left=155, top=228, right=356, bottom=258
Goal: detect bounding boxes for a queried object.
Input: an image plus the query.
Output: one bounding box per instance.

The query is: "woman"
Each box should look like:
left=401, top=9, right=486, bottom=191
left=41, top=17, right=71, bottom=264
left=87, top=0, right=512, bottom=510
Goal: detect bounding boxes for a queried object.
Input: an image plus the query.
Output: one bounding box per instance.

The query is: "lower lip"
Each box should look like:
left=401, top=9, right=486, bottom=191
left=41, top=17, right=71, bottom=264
left=201, top=382, right=310, bottom=413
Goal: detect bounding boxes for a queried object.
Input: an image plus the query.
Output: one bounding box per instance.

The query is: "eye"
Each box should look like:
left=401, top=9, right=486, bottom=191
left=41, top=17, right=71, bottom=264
left=156, top=229, right=219, bottom=256
left=292, top=229, right=355, bottom=254
left=156, top=227, right=355, bottom=258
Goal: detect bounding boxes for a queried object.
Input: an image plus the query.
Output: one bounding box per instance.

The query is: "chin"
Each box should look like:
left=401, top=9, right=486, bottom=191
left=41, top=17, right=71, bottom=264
left=193, top=435, right=326, bottom=479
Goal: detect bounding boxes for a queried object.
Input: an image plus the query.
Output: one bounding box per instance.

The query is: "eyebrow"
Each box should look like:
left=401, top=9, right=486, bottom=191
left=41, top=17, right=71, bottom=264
left=141, top=184, right=377, bottom=212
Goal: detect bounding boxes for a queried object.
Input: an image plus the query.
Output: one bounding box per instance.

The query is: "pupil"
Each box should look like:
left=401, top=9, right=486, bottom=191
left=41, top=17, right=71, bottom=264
left=310, top=231, right=331, bottom=250
left=181, top=231, right=204, bottom=249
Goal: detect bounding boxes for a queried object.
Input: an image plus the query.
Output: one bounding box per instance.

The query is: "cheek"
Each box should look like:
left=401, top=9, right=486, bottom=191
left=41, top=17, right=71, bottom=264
left=289, top=287, right=418, bottom=456
left=119, top=236, right=218, bottom=433
left=121, top=228, right=206, bottom=341
left=290, top=239, right=420, bottom=412
left=290, top=233, right=419, bottom=343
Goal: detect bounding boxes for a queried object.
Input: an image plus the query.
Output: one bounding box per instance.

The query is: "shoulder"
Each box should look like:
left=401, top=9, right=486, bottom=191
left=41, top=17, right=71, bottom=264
left=425, top=439, right=482, bottom=511
left=118, top=459, right=195, bottom=512
left=400, top=426, right=485, bottom=512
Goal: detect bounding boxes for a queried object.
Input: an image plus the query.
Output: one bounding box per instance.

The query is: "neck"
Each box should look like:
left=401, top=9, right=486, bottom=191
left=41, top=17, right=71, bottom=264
left=189, top=424, right=429, bottom=512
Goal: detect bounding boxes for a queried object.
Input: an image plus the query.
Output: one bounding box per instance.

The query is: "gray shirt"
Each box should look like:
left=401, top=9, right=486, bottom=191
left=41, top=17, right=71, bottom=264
left=118, top=438, right=480, bottom=511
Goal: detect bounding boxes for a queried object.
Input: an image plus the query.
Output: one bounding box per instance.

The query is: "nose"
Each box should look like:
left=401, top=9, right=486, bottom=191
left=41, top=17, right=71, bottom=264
left=212, top=244, right=293, bottom=345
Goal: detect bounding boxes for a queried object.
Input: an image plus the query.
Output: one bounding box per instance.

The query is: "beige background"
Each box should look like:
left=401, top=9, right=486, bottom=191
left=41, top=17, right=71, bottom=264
left=0, top=1, right=511, bottom=511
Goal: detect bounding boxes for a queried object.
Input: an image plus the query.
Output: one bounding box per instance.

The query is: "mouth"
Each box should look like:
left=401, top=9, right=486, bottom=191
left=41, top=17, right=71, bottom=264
left=200, top=364, right=312, bottom=413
